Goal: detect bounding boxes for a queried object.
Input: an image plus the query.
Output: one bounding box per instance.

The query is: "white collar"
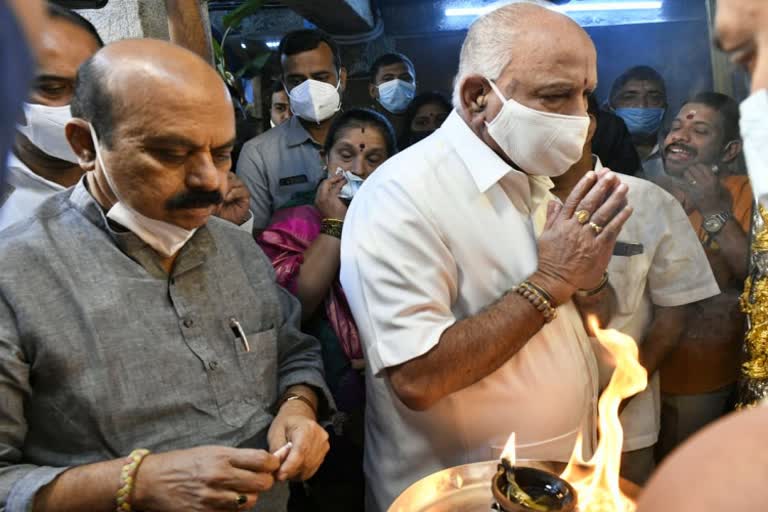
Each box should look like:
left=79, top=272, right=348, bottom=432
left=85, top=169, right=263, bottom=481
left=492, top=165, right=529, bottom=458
left=439, top=110, right=523, bottom=193
left=6, top=153, right=66, bottom=192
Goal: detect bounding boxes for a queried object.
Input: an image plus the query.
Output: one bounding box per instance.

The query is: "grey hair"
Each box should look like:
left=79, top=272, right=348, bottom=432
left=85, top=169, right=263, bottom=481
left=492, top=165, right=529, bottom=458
left=452, top=0, right=555, bottom=110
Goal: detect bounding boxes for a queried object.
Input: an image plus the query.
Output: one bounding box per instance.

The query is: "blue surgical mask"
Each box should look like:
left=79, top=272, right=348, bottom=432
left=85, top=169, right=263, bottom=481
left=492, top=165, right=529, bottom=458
left=377, top=79, right=416, bottom=114
left=614, top=107, right=665, bottom=136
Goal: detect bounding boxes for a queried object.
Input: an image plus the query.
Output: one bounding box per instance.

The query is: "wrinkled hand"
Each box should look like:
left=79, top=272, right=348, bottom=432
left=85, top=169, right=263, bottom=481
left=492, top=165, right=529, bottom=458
left=267, top=400, right=330, bottom=481
left=682, top=164, right=730, bottom=215
left=535, top=168, right=632, bottom=303
left=133, top=445, right=279, bottom=511
left=315, top=174, right=348, bottom=220
left=215, top=174, right=252, bottom=226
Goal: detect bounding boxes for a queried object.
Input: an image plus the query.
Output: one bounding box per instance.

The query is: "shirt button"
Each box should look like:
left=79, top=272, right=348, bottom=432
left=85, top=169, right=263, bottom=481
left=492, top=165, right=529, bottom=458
left=183, top=318, right=194, bottom=328
left=209, top=361, right=219, bottom=371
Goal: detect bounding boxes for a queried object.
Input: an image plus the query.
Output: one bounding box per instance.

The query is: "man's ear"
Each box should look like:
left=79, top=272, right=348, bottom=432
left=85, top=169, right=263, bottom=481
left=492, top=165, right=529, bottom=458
left=721, top=139, right=743, bottom=163
left=368, top=82, right=378, bottom=101
left=461, top=75, right=490, bottom=118
left=339, top=67, right=348, bottom=94
left=66, top=118, right=97, bottom=171
left=587, top=113, right=598, bottom=145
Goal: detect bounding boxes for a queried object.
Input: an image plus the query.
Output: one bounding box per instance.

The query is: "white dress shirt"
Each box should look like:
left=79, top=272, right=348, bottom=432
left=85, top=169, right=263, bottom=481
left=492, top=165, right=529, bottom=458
left=533, top=159, right=719, bottom=452
left=0, top=154, right=64, bottom=231
left=340, top=111, right=600, bottom=512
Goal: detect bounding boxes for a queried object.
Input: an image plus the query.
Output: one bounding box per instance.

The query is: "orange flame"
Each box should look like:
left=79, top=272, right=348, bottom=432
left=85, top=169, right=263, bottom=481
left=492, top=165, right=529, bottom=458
left=501, top=431, right=517, bottom=466
left=560, top=317, right=647, bottom=512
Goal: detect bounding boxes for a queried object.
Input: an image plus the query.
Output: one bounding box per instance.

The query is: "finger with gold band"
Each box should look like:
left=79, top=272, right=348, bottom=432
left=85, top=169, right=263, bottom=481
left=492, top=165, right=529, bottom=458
left=575, top=209, right=591, bottom=225
left=588, top=222, right=603, bottom=235
left=235, top=494, right=248, bottom=509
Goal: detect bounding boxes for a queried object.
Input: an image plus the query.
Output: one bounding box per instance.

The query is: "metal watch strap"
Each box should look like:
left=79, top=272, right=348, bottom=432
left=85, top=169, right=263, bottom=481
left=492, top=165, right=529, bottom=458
left=703, top=210, right=731, bottom=234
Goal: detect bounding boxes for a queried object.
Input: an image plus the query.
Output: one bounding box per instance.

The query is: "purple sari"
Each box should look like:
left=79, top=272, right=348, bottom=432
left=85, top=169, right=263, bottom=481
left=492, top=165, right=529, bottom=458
left=256, top=205, right=363, bottom=363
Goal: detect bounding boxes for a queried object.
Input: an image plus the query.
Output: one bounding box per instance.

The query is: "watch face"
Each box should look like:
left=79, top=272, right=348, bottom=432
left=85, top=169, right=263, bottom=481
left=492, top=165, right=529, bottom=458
left=703, top=216, right=724, bottom=233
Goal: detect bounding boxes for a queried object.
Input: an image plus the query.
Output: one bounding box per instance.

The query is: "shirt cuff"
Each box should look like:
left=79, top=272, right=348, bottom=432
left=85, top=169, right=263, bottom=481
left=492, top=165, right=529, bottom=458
left=278, top=370, right=336, bottom=424
left=651, top=282, right=721, bottom=308
left=7, top=466, right=70, bottom=512
left=238, top=212, right=254, bottom=234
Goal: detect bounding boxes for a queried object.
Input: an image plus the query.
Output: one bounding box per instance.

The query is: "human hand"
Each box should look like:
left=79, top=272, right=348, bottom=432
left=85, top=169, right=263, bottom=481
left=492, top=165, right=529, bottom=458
left=682, top=164, right=730, bottom=215
left=315, top=174, right=348, bottom=220
left=268, top=400, right=330, bottom=482
left=215, top=173, right=252, bottom=226
left=534, top=168, right=633, bottom=304
left=133, top=445, right=280, bottom=511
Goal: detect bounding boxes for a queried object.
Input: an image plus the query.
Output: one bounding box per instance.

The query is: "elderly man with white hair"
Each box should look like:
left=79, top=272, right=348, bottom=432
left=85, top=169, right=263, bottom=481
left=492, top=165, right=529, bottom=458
left=340, top=2, right=633, bottom=510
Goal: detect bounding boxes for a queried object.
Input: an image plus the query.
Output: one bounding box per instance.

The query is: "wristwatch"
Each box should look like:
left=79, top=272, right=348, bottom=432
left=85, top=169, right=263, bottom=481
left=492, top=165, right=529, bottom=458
left=702, top=211, right=731, bottom=235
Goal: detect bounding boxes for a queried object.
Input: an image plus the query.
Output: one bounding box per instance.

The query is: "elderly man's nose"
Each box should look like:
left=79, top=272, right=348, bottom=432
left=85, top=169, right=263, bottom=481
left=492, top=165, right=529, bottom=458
left=186, top=155, right=222, bottom=190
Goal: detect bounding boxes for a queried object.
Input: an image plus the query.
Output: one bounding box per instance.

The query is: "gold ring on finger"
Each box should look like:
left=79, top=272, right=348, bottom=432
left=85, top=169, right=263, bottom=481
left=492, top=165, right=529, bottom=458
left=236, top=494, right=248, bottom=508
left=575, top=209, right=591, bottom=225
left=589, top=222, right=603, bottom=235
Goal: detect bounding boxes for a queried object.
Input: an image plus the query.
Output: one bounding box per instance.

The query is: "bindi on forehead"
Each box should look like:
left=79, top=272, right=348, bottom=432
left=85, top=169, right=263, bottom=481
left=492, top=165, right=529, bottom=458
left=686, top=110, right=697, bottom=120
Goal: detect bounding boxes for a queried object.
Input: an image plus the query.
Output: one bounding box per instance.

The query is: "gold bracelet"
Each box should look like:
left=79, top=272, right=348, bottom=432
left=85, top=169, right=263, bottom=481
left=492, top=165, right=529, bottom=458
left=576, top=272, right=609, bottom=297
left=320, top=218, right=343, bottom=239
left=514, top=281, right=557, bottom=323
left=115, top=448, right=150, bottom=512
left=279, top=393, right=318, bottom=416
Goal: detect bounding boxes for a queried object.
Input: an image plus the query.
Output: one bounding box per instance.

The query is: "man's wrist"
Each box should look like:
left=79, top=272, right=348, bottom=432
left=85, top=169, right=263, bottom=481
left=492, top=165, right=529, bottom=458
left=528, top=271, right=576, bottom=306
left=278, top=386, right=319, bottom=419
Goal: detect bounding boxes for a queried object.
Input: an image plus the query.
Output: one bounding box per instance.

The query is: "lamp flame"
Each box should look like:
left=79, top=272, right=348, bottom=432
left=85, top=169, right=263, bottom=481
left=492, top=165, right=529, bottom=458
left=560, top=317, right=647, bottom=512
left=501, top=431, right=517, bottom=467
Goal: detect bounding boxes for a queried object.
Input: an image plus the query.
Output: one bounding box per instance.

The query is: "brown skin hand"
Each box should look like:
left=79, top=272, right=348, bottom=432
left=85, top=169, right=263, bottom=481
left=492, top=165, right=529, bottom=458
left=14, top=16, right=101, bottom=187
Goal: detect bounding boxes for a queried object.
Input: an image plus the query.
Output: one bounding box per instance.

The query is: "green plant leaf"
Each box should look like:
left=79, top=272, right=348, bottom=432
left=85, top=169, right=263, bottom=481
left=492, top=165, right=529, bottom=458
left=235, top=52, right=271, bottom=78
left=223, top=0, right=265, bottom=30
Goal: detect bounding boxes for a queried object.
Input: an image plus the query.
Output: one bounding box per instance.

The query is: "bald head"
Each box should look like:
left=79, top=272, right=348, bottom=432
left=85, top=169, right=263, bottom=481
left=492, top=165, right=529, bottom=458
left=453, top=1, right=594, bottom=109
left=71, top=39, right=231, bottom=148
left=637, top=406, right=768, bottom=511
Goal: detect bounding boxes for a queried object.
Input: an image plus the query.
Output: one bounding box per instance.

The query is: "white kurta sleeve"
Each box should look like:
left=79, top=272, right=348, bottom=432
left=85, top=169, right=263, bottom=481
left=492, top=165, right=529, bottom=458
left=647, top=187, right=720, bottom=307
left=340, top=179, right=458, bottom=376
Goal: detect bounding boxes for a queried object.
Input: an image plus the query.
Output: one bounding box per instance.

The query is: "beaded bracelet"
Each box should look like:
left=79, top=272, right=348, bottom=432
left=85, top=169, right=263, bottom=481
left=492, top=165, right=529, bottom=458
left=115, top=448, right=150, bottom=512
left=320, top=218, right=343, bottom=239
left=514, top=281, right=557, bottom=323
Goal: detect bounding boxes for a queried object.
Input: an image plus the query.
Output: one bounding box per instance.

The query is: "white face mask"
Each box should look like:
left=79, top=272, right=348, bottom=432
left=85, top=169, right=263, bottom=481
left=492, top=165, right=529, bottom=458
left=16, top=102, right=79, bottom=163
left=288, top=78, right=341, bottom=123
left=377, top=79, right=416, bottom=114
left=485, top=80, right=590, bottom=177
left=89, top=124, right=197, bottom=258
left=331, top=167, right=365, bottom=200
left=740, top=89, right=768, bottom=207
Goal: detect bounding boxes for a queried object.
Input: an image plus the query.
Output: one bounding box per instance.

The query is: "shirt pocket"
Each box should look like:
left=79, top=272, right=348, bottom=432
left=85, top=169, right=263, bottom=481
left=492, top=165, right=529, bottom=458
left=237, top=327, right=279, bottom=406
left=607, top=251, right=648, bottom=317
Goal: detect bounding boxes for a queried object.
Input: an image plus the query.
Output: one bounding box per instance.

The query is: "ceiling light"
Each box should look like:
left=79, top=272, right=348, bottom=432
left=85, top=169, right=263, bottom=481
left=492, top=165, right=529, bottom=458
left=445, top=1, right=662, bottom=17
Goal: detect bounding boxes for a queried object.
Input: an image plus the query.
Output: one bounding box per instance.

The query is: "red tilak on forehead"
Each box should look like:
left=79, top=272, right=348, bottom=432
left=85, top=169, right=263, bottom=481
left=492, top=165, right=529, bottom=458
left=359, top=144, right=366, bottom=151
left=686, top=110, right=697, bottom=120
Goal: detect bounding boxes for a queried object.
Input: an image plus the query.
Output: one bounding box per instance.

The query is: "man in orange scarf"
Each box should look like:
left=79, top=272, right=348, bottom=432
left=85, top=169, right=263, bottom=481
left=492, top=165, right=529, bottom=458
left=648, top=92, right=751, bottom=459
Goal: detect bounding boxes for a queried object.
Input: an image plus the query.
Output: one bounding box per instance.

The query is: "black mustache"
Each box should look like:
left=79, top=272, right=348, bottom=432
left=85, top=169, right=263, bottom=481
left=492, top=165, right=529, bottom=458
left=165, top=190, right=223, bottom=210
left=666, top=142, right=698, bottom=156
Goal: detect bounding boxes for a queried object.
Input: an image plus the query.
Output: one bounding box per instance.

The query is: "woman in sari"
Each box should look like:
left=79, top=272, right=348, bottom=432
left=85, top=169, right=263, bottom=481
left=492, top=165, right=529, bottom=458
left=256, top=108, right=397, bottom=509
